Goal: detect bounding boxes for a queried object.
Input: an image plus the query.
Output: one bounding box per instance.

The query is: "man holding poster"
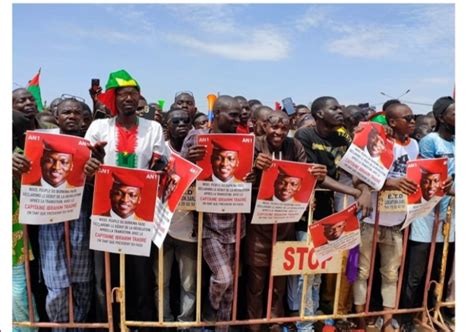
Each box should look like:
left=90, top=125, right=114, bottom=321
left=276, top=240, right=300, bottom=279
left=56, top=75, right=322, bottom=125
left=181, top=95, right=250, bottom=329
left=353, top=103, right=419, bottom=331
left=14, top=97, right=94, bottom=327
left=245, top=110, right=327, bottom=331
left=84, top=69, right=170, bottom=328
left=401, top=96, right=455, bottom=329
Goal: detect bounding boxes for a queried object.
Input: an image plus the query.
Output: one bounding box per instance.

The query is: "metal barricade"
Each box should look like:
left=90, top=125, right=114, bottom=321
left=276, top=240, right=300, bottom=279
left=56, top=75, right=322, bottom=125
left=14, top=191, right=455, bottom=331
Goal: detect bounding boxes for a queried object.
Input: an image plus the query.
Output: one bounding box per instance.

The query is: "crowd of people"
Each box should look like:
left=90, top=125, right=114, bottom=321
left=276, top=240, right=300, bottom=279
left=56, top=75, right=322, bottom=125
left=12, top=69, right=455, bottom=332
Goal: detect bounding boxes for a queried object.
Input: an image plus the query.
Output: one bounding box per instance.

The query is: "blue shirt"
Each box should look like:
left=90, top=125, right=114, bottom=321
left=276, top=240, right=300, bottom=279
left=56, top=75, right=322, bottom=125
left=410, top=133, right=455, bottom=243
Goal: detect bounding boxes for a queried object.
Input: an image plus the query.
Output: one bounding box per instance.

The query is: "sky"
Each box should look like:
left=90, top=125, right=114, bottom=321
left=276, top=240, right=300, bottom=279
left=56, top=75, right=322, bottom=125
left=12, top=3, right=454, bottom=114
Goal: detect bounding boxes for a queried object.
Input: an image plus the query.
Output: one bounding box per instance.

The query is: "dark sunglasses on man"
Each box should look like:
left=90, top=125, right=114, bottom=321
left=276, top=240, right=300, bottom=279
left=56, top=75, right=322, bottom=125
left=171, top=117, right=191, bottom=125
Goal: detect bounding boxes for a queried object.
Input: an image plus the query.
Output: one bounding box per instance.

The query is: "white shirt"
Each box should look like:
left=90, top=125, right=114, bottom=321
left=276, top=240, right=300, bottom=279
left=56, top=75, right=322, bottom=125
left=363, top=138, right=419, bottom=227
left=85, top=117, right=170, bottom=169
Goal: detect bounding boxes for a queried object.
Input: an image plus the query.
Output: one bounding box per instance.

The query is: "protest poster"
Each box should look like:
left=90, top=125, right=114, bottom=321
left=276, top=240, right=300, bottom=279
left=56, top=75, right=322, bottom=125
left=251, top=160, right=317, bottom=224
left=153, top=150, right=202, bottom=248
left=177, top=184, right=196, bottom=211
left=19, top=131, right=90, bottom=224
left=271, top=241, right=342, bottom=276
left=401, top=158, right=448, bottom=229
left=339, top=122, right=394, bottom=190
left=309, top=203, right=360, bottom=260
left=378, top=190, right=407, bottom=213
left=195, top=133, right=254, bottom=213
left=90, top=166, right=159, bottom=256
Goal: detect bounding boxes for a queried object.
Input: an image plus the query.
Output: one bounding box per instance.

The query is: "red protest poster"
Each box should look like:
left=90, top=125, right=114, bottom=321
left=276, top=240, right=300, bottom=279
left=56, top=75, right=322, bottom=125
left=195, top=133, right=254, bottom=213
left=309, top=203, right=360, bottom=260
left=251, top=160, right=317, bottom=224
left=90, top=165, right=160, bottom=256
left=402, top=158, right=448, bottom=229
left=339, top=122, right=394, bottom=190
left=19, top=131, right=90, bottom=224
left=153, top=148, right=202, bottom=248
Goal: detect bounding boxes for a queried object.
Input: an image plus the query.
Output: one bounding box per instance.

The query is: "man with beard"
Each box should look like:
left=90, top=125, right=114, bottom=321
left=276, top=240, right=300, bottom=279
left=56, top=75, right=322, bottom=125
left=401, top=97, right=455, bottom=331
left=14, top=97, right=94, bottom=329
left=84, top=69, right=169, bottom=331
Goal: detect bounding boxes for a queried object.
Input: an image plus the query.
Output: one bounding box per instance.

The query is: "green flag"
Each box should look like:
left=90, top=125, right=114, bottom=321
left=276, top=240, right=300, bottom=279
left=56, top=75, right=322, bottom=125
left=27, top=69, right=44, bottom=112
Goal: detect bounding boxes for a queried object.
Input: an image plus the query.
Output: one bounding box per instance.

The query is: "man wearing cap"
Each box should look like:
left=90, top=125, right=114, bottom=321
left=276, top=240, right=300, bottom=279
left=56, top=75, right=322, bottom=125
left=264, top=166, right=303, bottom=203
left=208, top=140, right=242, bottom=183
left=32, top=139, right=76, bottom=188
left=323, top=220, right=347, bottom=243
left=84, top=69, right=170, bottom=329
left=419, top=168, right=441, bottom=203
left=401, top=96, right=455, bottom=330
left=14, top=97, right=94, bottom=329
left=102, top=172, right=144, bottom=221
left=245, top=110, right=329, bottom=331
left=181, top=95, right=250, bottom=330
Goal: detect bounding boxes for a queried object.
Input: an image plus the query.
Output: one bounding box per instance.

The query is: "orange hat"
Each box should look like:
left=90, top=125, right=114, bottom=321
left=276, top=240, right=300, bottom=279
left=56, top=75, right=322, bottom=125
left=112, top=171, right=144, bottom=188
left=211, top=139, right=241, bottom=152
left=277, top=164, right=303, bottom=179
left=43, top=138, right=76, bottom=155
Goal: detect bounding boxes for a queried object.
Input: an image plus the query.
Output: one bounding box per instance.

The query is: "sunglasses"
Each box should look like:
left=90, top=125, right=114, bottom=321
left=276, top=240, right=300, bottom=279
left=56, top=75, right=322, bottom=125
left=398, top=114, right=415, bottom=122
left=194, top=119, right=209, bottom=126
left=170, top=117, right=191, bottom=125
left=60, top=93, right=86, bottom=103
left=266, top=115, right=290, bottom=126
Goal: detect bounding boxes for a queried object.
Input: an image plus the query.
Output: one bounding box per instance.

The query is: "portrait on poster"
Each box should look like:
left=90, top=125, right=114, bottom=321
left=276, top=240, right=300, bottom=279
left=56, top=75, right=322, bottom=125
left=90, top=166, right=159, bottom=257
left=251, top=160, right=317, bottom=224
left=19, top=131, right=90, bottom=224
left=402, top=158, right=448, bottom=229
left=153, top=152, right=202, bottom=248
left=339, top=122, right=394, bottom=190
left=195, top=134, right=254, bottom=213
left=309, top=203, right=360, bottom=260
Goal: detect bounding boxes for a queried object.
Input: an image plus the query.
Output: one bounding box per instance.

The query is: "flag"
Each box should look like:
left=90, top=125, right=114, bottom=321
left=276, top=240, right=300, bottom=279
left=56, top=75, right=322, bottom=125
left=27, top=69, right=43, bottom=112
